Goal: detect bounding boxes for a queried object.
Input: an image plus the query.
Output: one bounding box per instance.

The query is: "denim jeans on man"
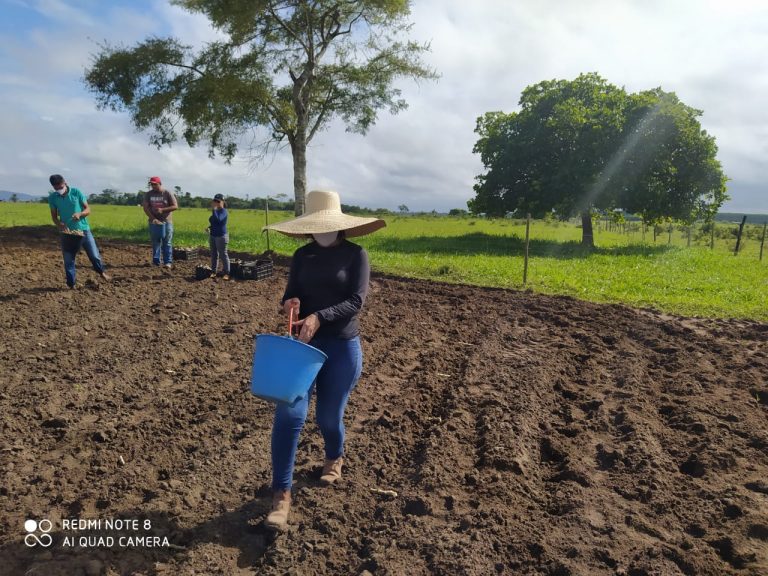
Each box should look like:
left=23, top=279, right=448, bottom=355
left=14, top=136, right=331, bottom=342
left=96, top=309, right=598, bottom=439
left=60, top=229, right=105, bottom=287
left=149, top=221, right=173, bottom=265
left=271, top=336, right=363, bottom=491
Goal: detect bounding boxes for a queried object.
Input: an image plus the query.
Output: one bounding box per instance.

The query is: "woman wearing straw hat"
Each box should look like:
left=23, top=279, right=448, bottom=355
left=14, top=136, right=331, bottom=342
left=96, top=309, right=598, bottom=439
left=261, top=189, right=385, bottom=531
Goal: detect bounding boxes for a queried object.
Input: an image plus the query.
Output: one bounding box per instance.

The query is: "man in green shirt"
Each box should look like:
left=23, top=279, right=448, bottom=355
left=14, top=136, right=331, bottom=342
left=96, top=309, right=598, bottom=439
left=48, top=174, right=110, bottom=288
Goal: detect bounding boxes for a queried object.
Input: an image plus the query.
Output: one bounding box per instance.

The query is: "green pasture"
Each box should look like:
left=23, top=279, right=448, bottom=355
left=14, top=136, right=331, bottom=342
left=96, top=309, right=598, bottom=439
left=2, top=202, right=766, bottom=320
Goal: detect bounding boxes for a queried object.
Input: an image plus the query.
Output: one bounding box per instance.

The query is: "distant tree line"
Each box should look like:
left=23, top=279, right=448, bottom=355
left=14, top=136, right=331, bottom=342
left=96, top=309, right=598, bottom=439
left=81, top=187, right=301, bottom=210
left=715, top=213, right=768, bottom=225
left=29, top=187, right=761, bottom=224
left=86, top=188, right=144, bottom=206
left=62, top=186, right=397, bottom=215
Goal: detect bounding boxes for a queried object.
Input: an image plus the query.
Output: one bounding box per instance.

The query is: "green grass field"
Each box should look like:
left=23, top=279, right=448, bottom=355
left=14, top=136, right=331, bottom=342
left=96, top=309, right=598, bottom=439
left=2, top=202, right=766, bottom=320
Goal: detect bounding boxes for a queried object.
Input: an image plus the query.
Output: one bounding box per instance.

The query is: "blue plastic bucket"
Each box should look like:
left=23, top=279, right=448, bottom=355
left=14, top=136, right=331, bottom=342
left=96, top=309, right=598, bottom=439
left=250, top=334, right=328, bottom=404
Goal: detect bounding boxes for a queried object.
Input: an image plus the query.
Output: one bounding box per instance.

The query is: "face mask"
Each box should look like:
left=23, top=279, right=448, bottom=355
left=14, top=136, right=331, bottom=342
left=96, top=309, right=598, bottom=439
left=55, top=186, right=67, bottom=195
left=313, top=232, right=339, bottom=247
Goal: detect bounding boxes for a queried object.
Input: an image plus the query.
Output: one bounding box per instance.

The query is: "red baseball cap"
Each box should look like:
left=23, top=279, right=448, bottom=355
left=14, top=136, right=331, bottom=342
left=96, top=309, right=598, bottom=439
left=148, top=176, right=162, bottom=184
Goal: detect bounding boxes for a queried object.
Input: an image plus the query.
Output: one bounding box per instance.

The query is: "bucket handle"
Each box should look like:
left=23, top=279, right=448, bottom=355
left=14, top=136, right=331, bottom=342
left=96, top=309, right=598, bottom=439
left=287, top=307, right=301, bottom=338
left=288, top=307, right=294, bottom=337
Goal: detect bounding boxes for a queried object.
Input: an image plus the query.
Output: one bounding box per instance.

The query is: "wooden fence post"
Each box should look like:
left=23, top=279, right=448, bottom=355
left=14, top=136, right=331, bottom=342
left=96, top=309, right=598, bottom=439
left=265, top=195, right=271, bottom=252
left=734, top=215, right=747, bottom=255
left=523, top=213, right=531, bottom=286
left=760, top=222, right=767, bottom=262
left=710, top=222, right=715, bottom=250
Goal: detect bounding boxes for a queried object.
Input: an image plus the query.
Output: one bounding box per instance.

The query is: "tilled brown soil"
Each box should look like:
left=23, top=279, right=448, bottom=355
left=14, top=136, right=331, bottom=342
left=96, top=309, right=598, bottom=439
left=0, top=226, right=767, bottom=576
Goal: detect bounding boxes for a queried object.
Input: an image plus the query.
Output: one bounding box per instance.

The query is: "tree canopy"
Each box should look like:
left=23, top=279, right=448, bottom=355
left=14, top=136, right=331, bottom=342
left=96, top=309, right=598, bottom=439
left=470, top=73, right=728, bottom=246
left=84, top=0, right=436, bottom=215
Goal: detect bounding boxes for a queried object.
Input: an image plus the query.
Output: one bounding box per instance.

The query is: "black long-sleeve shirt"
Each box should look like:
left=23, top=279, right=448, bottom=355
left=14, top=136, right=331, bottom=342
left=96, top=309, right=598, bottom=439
left=282, top=240, right=370, bottom=339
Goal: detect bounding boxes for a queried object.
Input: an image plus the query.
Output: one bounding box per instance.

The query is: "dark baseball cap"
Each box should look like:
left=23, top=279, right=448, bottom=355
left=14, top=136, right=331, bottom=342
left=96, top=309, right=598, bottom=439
left=213, top=194, right=224, bottom=201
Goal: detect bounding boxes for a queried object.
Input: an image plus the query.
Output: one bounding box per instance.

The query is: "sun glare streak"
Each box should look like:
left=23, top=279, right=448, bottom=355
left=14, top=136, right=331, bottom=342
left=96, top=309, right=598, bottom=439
left=576, top=104, right=663, bottom=216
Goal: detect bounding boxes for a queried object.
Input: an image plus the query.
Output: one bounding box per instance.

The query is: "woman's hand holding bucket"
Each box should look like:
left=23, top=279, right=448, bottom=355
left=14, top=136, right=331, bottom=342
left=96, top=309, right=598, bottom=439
left=283, top=298, right=319, bottom=343
left=293, top=314, right=320, bottom=343
left=283, top=298, right=301, bottom=317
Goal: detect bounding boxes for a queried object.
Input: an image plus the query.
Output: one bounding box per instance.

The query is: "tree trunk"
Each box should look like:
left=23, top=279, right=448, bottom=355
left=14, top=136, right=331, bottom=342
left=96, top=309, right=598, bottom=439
left=291, top=133, right=308, bottom=216
left=291, top=64, right=311, bottom=216
left=581, top=212, right=594, bottom=247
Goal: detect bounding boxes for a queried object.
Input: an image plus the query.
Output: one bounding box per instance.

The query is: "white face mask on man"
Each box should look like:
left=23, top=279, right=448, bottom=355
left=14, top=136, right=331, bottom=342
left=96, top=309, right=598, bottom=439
left=313, top=231, right=339, bottom=247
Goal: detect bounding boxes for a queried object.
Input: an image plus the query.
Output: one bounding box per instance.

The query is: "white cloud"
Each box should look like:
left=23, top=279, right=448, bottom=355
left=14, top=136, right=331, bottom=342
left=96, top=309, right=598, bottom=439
left=0, top=74, right=35, bottom=87
left=0, top=0, right=766, bottom=212
left=154, top=0, right=229, bottom=47
left=26, top=0, right=97, bottom=27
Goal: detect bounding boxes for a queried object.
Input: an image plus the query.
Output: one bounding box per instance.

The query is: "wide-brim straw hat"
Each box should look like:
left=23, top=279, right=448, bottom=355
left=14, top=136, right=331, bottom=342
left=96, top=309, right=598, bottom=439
left=263, top=190, right=386, bottom=238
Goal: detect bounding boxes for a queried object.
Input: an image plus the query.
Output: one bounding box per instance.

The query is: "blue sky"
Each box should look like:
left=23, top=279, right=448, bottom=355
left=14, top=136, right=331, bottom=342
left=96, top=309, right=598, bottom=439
left=0, top=0, right=766, bottom=213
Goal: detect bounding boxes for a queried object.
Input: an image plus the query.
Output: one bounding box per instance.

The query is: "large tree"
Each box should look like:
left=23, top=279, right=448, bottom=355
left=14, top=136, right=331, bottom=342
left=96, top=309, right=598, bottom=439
left=84, top=0, right=436, bottom=215
left=471, top=73, right=727, bottom=246
left=615, top=89, right=728, bottom=225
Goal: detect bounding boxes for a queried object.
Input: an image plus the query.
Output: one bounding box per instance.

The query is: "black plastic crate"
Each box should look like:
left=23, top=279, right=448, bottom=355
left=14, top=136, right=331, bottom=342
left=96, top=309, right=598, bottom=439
left=195, top=264, right=212, bottom=280
left=237, top=259, right=273, bottom=281
left=229, top=259, right=244, bottom=276
left=173, top=247, right=199, bottom=261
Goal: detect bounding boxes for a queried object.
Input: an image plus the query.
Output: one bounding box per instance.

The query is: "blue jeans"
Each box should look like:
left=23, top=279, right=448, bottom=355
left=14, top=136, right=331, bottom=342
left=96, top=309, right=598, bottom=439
left=271, top=336, right=363, bottom=491
left=209, top=234, right=230, bottom=274
left=149, top=222, right=173, bottom=265
left=60, top=229, right=105, bottom=287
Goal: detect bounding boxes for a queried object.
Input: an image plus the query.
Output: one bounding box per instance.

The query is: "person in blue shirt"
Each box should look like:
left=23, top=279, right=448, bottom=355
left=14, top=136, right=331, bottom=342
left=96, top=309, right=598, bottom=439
left=207, top=193, right=231, bottom=280
left=260, top=190, right=386, bottom=531
left=47, top=174, right=110, bottom=288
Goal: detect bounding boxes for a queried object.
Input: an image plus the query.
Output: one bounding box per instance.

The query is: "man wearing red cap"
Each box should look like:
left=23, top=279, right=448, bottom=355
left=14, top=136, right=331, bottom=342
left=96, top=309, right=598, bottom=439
left=142, top=176, right=178, bottom=268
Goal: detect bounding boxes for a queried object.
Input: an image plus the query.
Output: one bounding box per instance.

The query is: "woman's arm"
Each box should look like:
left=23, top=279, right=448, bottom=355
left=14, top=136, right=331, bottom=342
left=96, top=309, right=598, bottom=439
left=210, top=208, right=227, bottom=223
left=314, top=249, right=370, bottom=324
left=281, top=252, right=301, bottom=307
